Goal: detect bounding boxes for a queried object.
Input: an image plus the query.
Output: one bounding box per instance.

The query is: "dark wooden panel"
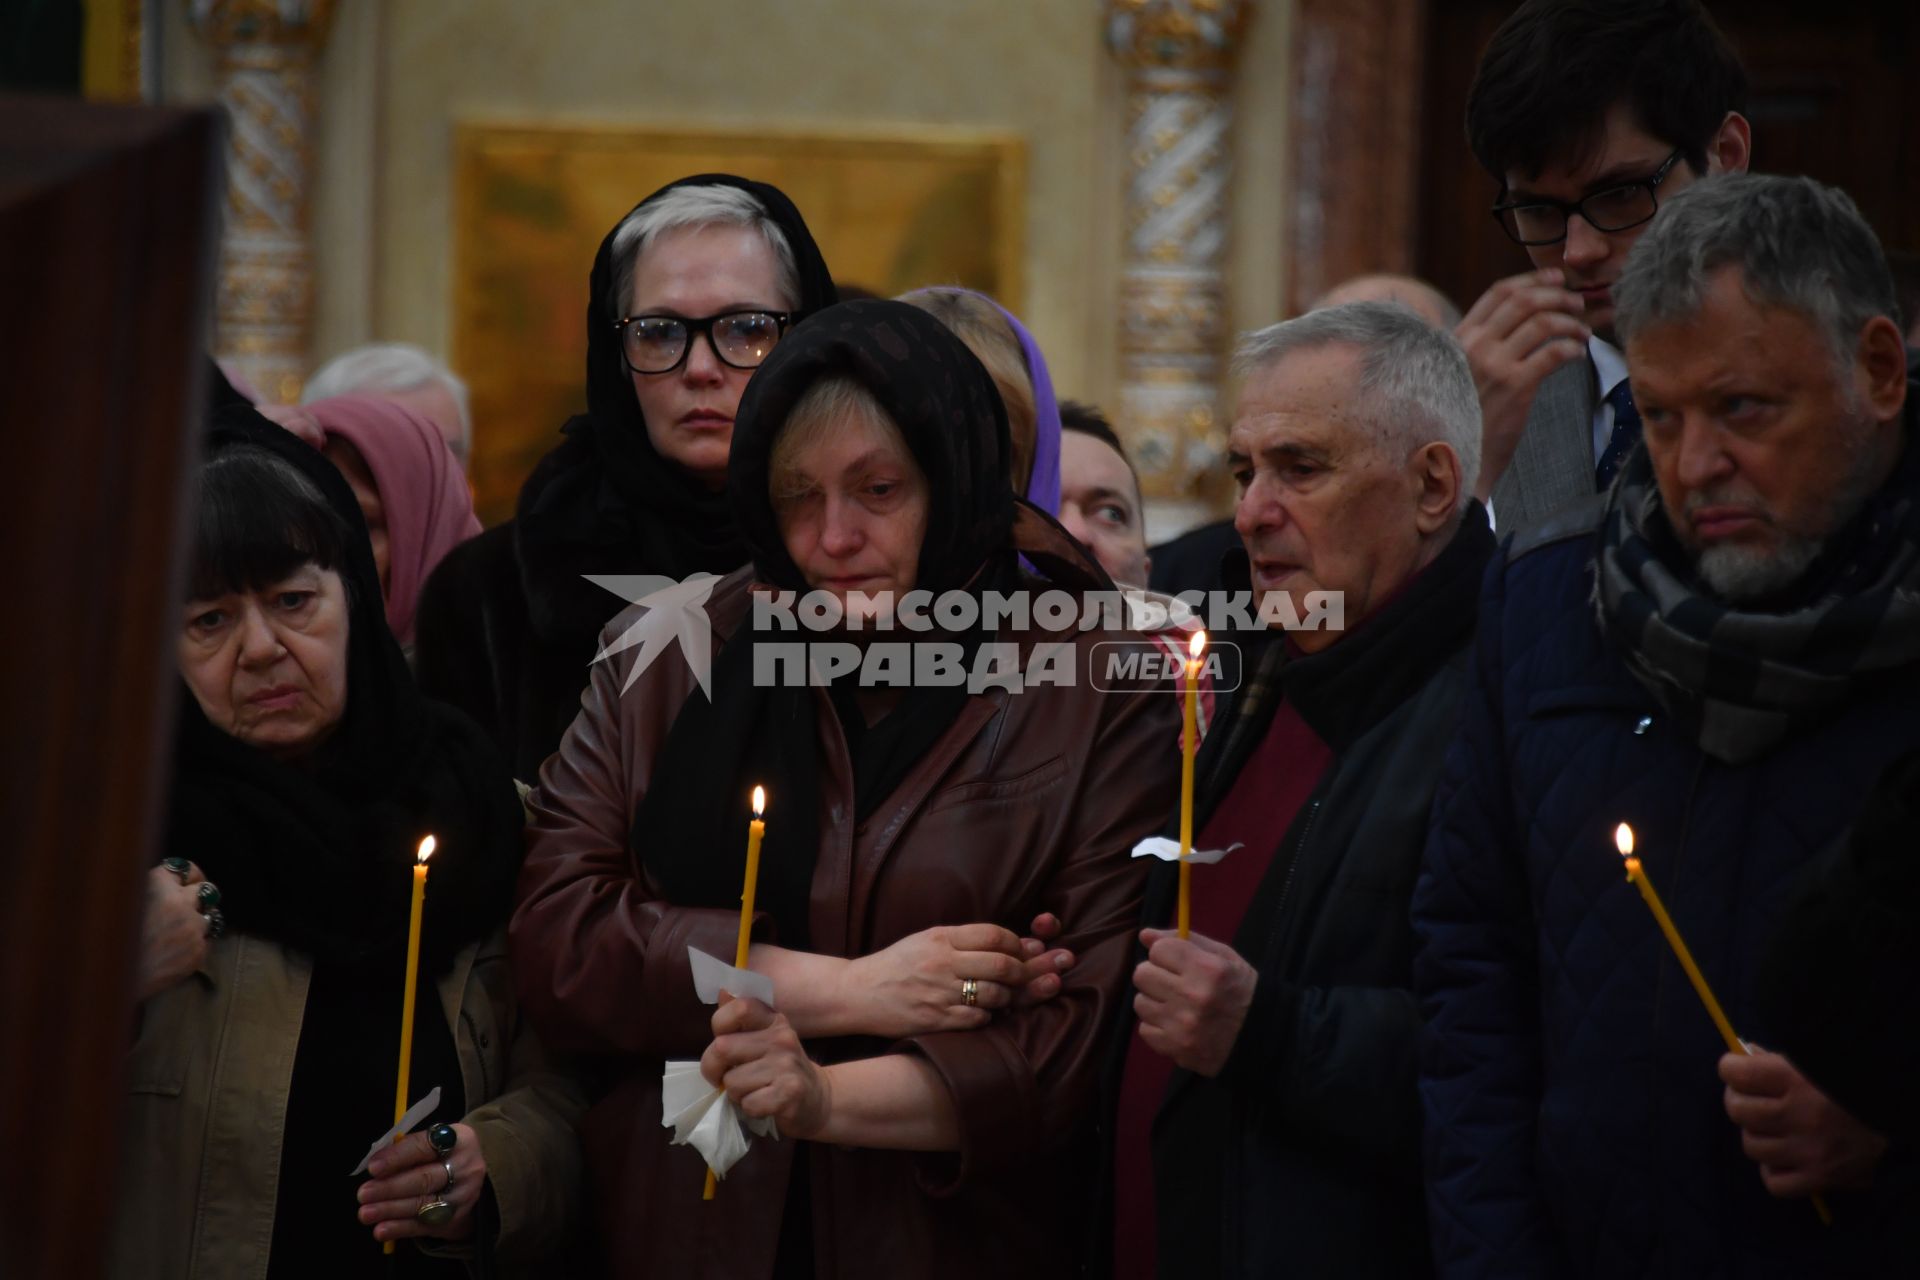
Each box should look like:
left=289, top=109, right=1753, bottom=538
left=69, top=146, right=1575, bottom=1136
left=1414, top=0, right=1920, bottom=314
left=1415, top=0, right=1516, bottom=315
left=1284, top=0, right=1429, bottom=316
left=0, top=92, right=220, bottom=1280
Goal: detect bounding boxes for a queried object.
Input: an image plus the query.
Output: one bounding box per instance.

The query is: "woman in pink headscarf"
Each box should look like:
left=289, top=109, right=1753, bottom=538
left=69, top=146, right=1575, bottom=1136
left=307, top=394, right=482, bottom=653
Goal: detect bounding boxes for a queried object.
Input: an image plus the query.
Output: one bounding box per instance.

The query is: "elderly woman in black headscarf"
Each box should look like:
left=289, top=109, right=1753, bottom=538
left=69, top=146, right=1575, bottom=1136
left=414, top=175, right=838, bottom=781
left=112, top=412, right=585, bottom=1278
left=511, top=300, right=1179, bottom=1278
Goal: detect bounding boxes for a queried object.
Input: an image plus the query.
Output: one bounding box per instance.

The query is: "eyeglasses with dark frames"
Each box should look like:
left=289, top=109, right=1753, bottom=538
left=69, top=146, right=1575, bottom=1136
left=1491, top=149, right=1686, bottom=247
left=614, top=310, right=793, bottom=375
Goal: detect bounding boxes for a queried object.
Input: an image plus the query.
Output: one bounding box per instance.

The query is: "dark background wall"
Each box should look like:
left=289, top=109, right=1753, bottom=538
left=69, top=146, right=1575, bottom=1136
left=1414, top=0, right=1920, bottom=313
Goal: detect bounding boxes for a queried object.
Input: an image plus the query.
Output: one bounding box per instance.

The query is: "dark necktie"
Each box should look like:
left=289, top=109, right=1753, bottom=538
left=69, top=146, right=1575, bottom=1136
left=1595, top=380, right=1642, bottom=490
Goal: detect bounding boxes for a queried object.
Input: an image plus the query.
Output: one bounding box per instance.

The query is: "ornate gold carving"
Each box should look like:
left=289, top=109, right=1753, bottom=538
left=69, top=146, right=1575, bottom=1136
left=189, top=0, right=336, bottom=48
left=1106, top=0, right=1253, bottom=74
left=1107, top=0, right=1251, bottom=504
left=190, top=0, right=338, bottom=403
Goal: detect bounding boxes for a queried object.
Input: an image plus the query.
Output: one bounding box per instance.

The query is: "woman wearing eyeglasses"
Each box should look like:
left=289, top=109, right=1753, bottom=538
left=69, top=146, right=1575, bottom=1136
left=414, top=176, right=839, bottom=780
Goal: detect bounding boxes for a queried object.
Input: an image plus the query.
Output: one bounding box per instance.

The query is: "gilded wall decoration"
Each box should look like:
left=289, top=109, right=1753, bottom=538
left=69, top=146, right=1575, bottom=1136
left=191, top=0, right=338, bottom=405
left=1107, top=0, right=1253, bottom=508
left=452, top=122, right=1025, bottom=524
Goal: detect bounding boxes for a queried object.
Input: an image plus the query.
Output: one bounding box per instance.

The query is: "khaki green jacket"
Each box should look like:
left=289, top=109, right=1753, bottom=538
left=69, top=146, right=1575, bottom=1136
left=109, top=928, right=586, bottom=1279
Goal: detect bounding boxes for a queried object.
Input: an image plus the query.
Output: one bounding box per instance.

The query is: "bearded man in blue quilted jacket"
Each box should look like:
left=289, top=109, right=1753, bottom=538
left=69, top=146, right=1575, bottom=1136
left=1414, top=173, right=1920, bottom=1279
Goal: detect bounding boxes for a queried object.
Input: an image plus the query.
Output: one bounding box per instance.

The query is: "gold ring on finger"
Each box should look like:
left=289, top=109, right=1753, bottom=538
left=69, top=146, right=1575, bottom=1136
left=962, top=978, right=979, bottom=1008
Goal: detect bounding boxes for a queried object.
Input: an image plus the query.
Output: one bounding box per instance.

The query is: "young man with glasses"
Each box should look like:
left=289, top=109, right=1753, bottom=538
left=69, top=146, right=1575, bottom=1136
left=1455, top=0, right=1750, bottom=530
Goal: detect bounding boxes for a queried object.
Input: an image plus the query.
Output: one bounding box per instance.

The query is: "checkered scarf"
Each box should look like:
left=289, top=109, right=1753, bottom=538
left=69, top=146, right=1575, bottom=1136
left=1595, top=440, right=1920, bottom=764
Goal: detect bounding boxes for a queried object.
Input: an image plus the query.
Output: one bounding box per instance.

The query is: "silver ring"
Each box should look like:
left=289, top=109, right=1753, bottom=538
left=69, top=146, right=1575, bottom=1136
left=440, top=1159, right=455, bottom=1192
left=961, top=978, right=979, bottom=1008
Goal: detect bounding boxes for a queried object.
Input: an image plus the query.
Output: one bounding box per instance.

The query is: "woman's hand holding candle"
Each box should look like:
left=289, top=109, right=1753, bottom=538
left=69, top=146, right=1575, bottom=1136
left=359, top=1122, right=487, bottom=1243
left=702, top=998, right=833, bottom=1140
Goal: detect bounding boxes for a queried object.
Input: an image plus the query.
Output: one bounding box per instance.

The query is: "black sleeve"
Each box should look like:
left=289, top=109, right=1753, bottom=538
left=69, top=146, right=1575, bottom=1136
left=414, top=534, right=509, bottom=759
left=1761, top=748, right=1920, bottom=1143
left=1218, top=976, right=1423, bottom=1174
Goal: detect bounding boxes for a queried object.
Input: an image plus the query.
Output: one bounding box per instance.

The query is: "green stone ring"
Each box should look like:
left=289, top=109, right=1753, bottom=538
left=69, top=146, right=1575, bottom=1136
left=163, top=857, right=191, bottom=883
left=428, top=1124, right=457, bottom=1156
left=196, top=882, right=221, bottom=911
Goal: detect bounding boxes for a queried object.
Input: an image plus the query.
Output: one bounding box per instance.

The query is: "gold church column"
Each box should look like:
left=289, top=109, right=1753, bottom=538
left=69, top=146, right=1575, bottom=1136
left=191, top=0, right=338, bottom=404
left=1106, top=0, right=1253, bottom=531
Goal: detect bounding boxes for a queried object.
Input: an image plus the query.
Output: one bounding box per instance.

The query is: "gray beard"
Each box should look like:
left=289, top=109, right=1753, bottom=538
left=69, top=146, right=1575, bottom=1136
left=1696, top=535, right=1825, bottom=600
left=1687, top=424, right=1888, bottom=603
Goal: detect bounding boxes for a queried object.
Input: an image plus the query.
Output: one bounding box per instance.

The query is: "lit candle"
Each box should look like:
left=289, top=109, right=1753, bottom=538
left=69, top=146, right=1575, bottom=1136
left=736, top=787, right=767, bottom=968
left=1615, top=824, right=1831, bottom=1225
left=1178, top=630, right=1206, bottom=939
left=386, top=834, right=434, bottom=1253
left=1616, top=824, right=1741, bottom=1051
left=705, top=787, right=768, bottom=1202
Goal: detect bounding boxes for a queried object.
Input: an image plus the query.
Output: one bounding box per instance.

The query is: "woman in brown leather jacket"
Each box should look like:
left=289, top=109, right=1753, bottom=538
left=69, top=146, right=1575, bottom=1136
left=511, top=300, right=1179, bottom=1278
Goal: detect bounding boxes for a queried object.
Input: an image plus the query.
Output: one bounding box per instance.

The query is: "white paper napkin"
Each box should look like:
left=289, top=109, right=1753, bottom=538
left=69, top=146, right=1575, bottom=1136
left=1130, top=836, right=1243, bottom=865
left=661, top=947, right=781, bottom=1179
left=688, top=946, right=776, bottom=1006
left=661, top=1062, right=779, bottom=1178
left=350, top=1086, right=442, bottom=1175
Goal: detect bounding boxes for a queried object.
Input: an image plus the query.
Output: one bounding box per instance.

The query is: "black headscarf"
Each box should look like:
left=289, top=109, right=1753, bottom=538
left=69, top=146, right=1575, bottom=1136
left=167, top=407, right=524, bottom=977
left=632, top=300, right=1109, bottom=950
left=512, top=174, right=839, bottom=645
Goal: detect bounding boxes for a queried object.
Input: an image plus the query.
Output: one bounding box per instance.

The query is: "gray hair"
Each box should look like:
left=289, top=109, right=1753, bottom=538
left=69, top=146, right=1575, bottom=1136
left=607, top=184, right=800, bottom=323
left=301, top=343, right=471, bottom=461
left=1614, top=174, right=1897, bottom=363
left=1233, top=301, right=1483, bottom=501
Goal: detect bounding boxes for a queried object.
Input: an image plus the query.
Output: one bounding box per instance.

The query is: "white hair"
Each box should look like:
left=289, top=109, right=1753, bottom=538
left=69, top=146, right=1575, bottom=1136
left=1233, top=301, right=1483, bottom=503
left=302, top=343, right=471, bottom=461
left=607, top=184, right=800, bottom=322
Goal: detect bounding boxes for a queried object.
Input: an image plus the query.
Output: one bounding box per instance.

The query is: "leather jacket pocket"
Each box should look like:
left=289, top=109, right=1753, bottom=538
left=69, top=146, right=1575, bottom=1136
left=924, top=756, right=1067, bottom=813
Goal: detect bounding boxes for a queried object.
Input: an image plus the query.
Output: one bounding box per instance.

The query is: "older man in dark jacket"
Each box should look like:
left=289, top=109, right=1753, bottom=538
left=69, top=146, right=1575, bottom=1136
left=1101, top=301, right=1491, bottom=1279
left=1416, top=174, right=1920, bottom=1280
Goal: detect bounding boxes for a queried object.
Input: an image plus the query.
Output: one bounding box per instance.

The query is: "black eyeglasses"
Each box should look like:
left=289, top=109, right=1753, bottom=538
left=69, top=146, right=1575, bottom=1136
left=1492, top=149, right=1686, bottom=246
left=614, top=310, right=792, bottom=375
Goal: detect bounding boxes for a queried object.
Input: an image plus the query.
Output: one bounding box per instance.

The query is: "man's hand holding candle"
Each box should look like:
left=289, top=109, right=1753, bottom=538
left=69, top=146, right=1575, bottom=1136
left=1720, top=1047, right=1889, bottom=1199
left=1132, top=928, right=1258, bottom=1078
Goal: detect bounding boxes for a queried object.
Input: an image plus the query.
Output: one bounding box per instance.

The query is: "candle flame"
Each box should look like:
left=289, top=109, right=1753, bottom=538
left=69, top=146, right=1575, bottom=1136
left=1189, top=629, right=1208, bottom=659
left=751, top=786, right=766, bottom=817
left=1615, top=823, right=1635, bottom=858
left=417, top=835, right=436, bottom=864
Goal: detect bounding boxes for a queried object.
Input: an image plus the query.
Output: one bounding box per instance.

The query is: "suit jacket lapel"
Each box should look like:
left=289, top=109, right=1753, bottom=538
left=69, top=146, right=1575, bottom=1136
left=1491, top=355, right=1597, bottom=530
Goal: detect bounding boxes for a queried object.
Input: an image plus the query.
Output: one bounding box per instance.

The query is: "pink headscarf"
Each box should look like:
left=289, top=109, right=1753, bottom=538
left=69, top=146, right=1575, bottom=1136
left=306, top=393, right=481, bottom=648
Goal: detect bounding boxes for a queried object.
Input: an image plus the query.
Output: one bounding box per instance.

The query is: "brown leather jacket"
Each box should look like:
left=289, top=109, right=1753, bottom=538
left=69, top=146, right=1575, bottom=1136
left=511, top=559, right=1179, bottom=1278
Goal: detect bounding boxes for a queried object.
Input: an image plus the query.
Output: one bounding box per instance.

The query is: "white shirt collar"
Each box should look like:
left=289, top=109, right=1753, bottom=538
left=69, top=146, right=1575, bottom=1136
left=1589, top=334, right=1630, bottom=400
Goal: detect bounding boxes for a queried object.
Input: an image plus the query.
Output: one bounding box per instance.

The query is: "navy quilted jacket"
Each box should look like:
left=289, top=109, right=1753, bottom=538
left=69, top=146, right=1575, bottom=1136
left=1413, top=506, right=1920, bottom=1279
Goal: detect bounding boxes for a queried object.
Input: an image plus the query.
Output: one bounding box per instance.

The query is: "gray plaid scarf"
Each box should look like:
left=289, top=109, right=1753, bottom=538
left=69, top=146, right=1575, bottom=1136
left=1595, top=437, right=1920, bottom=764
